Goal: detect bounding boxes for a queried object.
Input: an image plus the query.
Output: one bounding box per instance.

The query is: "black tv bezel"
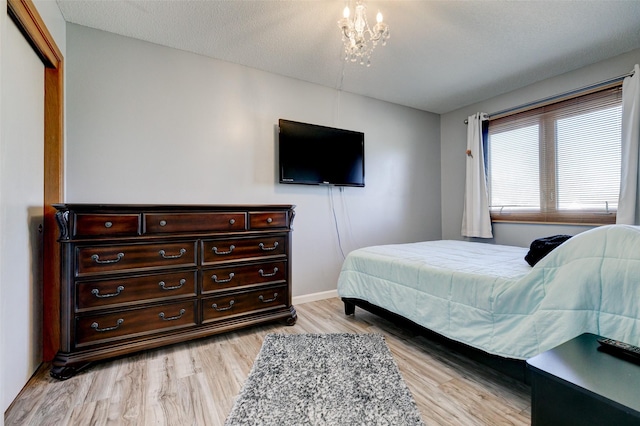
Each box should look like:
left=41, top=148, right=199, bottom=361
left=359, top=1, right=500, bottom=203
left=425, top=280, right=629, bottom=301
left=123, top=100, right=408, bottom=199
left=278, top=119, right=365, bottom=187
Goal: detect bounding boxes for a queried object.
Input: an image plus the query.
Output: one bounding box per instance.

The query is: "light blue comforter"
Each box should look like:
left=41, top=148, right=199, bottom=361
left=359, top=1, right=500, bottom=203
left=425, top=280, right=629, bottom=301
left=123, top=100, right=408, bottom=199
left=337, top=224, right=640, bottom=359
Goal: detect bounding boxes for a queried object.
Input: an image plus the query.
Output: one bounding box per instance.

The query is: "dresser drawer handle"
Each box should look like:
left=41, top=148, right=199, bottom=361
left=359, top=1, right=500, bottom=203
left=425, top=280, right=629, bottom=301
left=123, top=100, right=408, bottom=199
left=212, top=300, right=235, bottom=312
left=259, top=242, right=279, bottom=251
left=259, top=293, right=279, bottom=303
left=212, top=273, right=235, bottom=284
left=159, top=308, right=186, bottom=321
left=159, top=220, right=167, bottom=227
left=158, top=278, right=186, bottom=290
left=104, top=221, right=113, bottom=228
left=91, top=318, right=124, bottom=332
left=229, top=219, right=236, bottom=225
left=212, top=245, right=235, bottom=255
left=91, top=253, right=124, bottom=264
left=91, top=285, right=125, bottom=298
left=159, top=248, right=186, bottom=259
left=258, top=267, right=279, bottom=277
left=266, top=217, right=273, bottom=224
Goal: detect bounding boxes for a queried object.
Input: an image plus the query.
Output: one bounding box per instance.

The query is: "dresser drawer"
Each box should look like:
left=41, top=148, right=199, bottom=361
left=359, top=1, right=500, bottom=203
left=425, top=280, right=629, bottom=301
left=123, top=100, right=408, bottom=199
left=202, top=285, right=288, bottom=323
left=75, top=300, right=197, bottom=347
left=76, top=270, right=198, bottom=311
left=249, top=211, right=288, bottom=229
left=201, top=236, right=286, bottom=265
left=76, top=241, right=197, bottom=276
left=202, top=261, right=286, bottom=293
left=73, top=213, right=140, bottom=237
left=144, top=212, right=246, bottom=234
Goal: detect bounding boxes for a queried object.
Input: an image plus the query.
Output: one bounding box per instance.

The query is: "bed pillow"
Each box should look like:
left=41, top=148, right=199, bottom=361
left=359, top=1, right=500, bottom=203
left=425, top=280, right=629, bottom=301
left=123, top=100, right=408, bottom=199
left=525, top=234, right=572, bottom=266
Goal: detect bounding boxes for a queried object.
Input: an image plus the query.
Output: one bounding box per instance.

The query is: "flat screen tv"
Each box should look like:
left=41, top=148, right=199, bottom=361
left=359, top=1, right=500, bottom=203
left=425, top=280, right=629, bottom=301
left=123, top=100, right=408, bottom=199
left=278, top=119, right=365, bottom=187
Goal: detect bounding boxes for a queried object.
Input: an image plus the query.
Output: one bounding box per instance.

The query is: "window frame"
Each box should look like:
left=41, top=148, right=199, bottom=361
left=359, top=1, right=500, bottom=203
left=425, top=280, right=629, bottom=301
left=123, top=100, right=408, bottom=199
left=487, top=84, right=622, bottom=225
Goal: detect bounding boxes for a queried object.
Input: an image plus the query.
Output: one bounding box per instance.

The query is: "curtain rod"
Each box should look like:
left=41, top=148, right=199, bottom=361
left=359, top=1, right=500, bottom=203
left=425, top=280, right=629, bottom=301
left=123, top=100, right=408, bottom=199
left=463, top=70, right=635, bottom=124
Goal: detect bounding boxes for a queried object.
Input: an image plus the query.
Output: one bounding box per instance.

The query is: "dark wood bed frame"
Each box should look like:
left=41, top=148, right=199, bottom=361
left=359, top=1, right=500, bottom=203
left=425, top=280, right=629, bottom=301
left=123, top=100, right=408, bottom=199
left=342, top=297, right=530, bottom=384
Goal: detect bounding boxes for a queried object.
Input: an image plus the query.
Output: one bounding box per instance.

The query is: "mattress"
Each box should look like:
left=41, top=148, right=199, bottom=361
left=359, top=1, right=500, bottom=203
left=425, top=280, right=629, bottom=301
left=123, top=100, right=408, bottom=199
left=337, top=225, right=640, bottom=359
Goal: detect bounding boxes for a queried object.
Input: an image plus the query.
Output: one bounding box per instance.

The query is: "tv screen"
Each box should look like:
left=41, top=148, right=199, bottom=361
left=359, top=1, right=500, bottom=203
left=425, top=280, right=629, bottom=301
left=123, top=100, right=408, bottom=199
left=278, top=119, right=365, bottom=187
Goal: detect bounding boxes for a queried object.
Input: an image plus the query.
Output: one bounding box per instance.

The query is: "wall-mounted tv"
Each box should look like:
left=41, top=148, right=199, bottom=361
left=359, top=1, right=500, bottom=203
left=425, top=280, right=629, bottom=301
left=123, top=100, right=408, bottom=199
left=278, top=119, right=365, bottom=187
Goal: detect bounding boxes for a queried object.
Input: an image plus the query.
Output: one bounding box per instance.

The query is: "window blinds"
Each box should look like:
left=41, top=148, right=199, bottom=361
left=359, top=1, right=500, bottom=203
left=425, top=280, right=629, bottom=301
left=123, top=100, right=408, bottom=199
left=487, top=86, right=622, bottom=223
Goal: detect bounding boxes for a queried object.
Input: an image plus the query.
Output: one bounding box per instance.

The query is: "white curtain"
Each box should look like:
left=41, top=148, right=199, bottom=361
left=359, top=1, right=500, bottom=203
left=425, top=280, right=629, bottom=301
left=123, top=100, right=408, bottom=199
left=461, top=112, right=492, bottom=238
left=617, top=64, right=640, bottom=225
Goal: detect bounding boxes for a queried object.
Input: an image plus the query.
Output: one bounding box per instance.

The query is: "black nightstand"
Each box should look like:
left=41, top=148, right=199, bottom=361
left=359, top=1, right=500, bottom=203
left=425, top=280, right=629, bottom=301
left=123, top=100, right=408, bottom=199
left=527, top=333, right=640, bottom=426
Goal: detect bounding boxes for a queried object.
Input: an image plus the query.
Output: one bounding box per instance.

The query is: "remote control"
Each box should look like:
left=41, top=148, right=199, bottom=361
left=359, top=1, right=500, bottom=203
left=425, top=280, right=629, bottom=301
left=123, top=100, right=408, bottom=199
left=597, top=337, right=640, bottom=363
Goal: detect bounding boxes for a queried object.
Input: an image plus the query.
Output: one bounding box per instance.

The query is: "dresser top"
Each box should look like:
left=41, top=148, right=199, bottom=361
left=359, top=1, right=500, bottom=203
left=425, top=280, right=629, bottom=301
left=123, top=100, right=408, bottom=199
left=54, top=204, right=296, bottom=212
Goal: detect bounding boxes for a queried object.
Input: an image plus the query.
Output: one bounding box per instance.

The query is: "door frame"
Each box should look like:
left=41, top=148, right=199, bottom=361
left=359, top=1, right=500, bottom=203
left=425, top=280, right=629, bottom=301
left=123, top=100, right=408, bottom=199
left=7, top=0, right=64, bottom=361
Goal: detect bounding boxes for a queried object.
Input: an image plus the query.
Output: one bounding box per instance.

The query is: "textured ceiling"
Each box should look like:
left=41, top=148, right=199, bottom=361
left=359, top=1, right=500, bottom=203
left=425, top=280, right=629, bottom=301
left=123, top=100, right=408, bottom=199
left=55, top=0, right=640, bottom=114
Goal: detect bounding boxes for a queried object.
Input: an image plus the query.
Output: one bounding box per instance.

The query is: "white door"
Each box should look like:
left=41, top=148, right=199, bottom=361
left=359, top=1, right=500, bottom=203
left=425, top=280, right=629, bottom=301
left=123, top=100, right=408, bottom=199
left=0, top=13, right=45, bottom=411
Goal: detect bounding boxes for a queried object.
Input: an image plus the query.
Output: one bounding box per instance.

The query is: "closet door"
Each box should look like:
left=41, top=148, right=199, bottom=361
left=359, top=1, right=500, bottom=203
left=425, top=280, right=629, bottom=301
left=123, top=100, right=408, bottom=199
left=0, top=15, right=45, bottom=411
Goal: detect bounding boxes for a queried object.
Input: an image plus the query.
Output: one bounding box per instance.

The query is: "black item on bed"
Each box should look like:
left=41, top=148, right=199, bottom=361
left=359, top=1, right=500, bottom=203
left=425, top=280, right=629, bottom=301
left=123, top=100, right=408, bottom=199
left=525, top=234, right=573, bottom=267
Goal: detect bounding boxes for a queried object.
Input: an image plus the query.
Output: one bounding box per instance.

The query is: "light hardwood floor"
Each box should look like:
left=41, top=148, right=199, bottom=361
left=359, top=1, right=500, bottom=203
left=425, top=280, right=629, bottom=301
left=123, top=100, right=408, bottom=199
left=5, top=298, right=531, bottom=425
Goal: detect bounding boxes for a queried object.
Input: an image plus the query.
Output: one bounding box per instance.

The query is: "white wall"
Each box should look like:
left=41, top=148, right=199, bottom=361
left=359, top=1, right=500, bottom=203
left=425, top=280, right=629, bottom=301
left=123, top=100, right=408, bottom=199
left=0, top=0, right=66, bottom=414
left=65, top=24, right=442, bottom=298
left=440, top=48, right=640, bottom=247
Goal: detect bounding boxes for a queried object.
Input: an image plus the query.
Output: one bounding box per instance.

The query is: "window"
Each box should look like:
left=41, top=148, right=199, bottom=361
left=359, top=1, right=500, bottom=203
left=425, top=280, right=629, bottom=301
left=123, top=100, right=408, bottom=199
left=487, top=85, right=622, bottom=224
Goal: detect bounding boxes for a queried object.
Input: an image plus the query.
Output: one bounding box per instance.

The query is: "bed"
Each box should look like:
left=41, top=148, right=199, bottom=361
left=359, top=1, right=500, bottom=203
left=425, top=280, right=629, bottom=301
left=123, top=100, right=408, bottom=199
left=337, top=224, right=640, bottom=371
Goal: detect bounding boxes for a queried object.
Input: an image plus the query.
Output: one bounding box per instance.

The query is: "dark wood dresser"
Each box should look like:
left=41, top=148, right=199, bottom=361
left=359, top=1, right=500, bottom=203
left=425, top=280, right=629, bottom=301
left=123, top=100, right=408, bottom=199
left=51, top=204, right=296, bottom=379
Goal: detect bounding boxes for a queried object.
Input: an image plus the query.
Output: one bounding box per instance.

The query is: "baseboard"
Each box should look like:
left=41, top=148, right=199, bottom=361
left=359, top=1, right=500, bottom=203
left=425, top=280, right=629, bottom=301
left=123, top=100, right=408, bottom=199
left=292, top=289, right=338, bottom=305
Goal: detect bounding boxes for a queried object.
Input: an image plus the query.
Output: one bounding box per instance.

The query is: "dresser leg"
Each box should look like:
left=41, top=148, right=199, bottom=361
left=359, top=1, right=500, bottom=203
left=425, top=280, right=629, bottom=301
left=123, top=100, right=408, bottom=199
left=50, top=362, right=91, bottom=380
left=285, top=306, right=297, bottom=326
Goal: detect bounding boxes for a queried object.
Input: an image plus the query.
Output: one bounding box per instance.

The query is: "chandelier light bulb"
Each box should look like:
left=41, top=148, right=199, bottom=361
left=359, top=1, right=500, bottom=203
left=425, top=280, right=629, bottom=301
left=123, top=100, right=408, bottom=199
left=343, top=6, right=350, bottom=19
left=376, top=11, right=383, bottom=23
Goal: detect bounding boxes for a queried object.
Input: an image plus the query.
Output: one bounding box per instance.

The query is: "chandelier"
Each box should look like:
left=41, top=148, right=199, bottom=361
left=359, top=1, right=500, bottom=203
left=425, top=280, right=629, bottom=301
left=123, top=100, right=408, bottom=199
left=338, top=1, right=390, bottom=66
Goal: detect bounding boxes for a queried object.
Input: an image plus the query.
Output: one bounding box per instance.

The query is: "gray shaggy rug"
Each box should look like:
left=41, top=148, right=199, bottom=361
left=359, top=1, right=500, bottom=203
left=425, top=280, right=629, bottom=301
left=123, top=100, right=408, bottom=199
left=224, top=333, right=424, bottom=425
